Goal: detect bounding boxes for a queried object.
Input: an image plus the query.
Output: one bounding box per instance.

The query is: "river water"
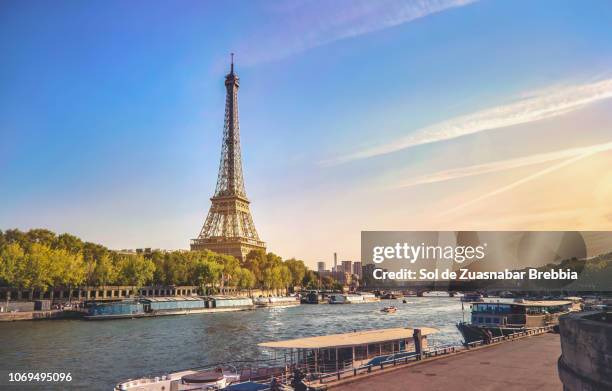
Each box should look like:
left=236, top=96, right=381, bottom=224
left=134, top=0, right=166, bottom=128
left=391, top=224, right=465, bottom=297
left=0, top=297, right=469, bottom=390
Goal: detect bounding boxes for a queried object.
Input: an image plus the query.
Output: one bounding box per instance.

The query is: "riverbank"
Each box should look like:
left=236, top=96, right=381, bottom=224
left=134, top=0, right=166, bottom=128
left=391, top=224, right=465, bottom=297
left=0, top=305, right=259, bottom=322
left=0, top=310, right=82, bottom=321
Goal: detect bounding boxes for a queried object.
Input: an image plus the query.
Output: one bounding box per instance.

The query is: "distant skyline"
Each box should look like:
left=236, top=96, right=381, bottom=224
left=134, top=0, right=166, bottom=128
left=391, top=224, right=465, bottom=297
left=2, top=0, right=612, bottom=267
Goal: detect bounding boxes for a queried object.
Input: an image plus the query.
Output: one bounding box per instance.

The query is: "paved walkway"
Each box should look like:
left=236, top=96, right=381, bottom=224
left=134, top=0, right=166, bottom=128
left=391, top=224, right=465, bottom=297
left=331, top=333, right=562, bottom=391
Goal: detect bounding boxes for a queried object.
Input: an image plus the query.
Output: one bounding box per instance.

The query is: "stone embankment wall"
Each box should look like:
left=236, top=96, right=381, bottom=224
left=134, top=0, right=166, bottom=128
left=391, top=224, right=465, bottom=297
left=558, top=311, right=612, bottom=391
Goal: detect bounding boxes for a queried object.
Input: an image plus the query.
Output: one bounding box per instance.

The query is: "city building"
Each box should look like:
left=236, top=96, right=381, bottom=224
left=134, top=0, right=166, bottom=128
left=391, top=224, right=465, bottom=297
left=342, top=261, right=352, bottom=275
left=352, top=262, right=362, bottom=277
left=317, top=261, right=326, bottom=273
left=361, top=264, right=378, bottom=288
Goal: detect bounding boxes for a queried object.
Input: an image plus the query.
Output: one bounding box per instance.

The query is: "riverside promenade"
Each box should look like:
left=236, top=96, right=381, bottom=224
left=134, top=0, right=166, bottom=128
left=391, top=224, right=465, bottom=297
left=328, top=332, right=562, bottom=391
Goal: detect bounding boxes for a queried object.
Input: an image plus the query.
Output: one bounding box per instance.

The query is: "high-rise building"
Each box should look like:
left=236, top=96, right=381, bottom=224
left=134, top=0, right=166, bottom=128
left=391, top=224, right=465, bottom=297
left=342, top=261, right=352, bottom=275
left=333, top=252, right=338, bottom=271
left=317, top=261, right=326, bottom=273
left=361, top=264, right=378, bottom=288
left=352, top=261, right=362, bottom=277
left=190, top=56, right=266, bottom=261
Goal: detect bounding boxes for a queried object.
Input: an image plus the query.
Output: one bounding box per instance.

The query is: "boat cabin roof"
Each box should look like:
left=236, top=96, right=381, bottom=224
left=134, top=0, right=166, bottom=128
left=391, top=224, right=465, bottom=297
left=141, top=296, right=202, bottom=303
left=258, top=327, right=437, bottom=349
left=470, top=300, right=572, bottom=307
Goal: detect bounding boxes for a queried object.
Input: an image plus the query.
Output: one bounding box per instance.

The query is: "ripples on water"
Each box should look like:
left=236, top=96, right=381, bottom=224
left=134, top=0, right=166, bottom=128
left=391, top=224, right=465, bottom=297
left=0, top=297, right=468, bottom=390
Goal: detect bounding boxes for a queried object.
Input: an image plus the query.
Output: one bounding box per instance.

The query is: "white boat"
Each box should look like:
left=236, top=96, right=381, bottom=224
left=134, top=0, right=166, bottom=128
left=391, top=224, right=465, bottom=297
left=421, top=291, right=450, bottom=297
left=381, top=306, right=397, bottom=313
left=254, top=296, right=300, bottom=308
left=328, top=294, right=362, bottom=304
left=328, top=292, right=380, bottom=304
left=115, top=367, right=240, bottom=391
left=358, top=292, right=380, bottom=302
left=461, top=293, right=484, bottom=302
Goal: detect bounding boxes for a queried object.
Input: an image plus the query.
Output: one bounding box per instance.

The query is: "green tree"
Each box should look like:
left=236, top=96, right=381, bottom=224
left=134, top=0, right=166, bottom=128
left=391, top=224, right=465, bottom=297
left=192, top=257, right=223, bottom=294
left=49, top=248, right=86, bottom=301
left=285, top=258, right=307, bottom=287
left=150, top=250, right=168, bottom=285
left=82, top=242, right=110, bottom=285
left=262, top=267, right=275, bottom=290
left=321, top=276, right=335, bottom=290
left=164, top=251, right=190, bottom=285
left=236, top=268, right=256, bottom=289
left=1, top=228, right=325, bottom=294
left=279, top=265, right=292, bottom=289
left=23, top=243, right=55, bottom=291
left=26, top=229, right=57, bottom=248
left=93, top=253, right=117, bottom=286
left=303, top=270, right=318, bottom=289
left=3, top=229, right=27, bottom=247
left=244, top=249, right=266, bottom=285
left=116, top=254, right=155, bottom=288
left=55, top=233, right=84, bottom=253
left=0, top=242, right=26, bottom=289
left=215, top=254, right=240, bottom=287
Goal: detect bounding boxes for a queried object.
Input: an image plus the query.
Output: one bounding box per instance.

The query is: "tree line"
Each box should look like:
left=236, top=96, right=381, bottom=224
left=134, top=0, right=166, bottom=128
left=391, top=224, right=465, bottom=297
left=0, top=229, right=327, bottom=294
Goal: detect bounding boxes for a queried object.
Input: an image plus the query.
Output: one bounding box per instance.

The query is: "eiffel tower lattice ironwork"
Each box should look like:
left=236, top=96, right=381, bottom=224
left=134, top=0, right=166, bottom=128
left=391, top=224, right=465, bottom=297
left=190, top=55, right=266, bottom=261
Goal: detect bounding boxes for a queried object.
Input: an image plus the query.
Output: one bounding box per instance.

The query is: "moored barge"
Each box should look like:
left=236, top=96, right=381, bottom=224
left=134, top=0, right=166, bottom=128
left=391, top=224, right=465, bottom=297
left=85, top=296, right=254, bottom=320
left=457, top=300, right=572, bottom=344
left=328, top=293, right=378, bottom=304
left=254, top=295, right=300, bottom=308
left=460, top=292, right=484, bottom=302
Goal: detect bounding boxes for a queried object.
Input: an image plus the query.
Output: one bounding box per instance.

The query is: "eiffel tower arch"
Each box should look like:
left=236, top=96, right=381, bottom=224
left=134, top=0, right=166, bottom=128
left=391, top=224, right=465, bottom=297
left=190, top=56, right=266, bottom=261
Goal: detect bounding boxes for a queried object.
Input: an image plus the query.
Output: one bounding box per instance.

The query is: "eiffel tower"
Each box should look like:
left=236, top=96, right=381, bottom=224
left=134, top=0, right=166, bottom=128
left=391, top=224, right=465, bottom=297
left=190, top=55, right=266, bottom=261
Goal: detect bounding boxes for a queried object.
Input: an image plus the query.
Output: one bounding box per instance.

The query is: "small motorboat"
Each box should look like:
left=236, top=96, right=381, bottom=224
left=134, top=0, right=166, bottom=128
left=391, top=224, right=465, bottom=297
left=402, top=299, right=407, bottom=304
left=116, top=367, right=240, bottom=390
left=381, top=306, right=397, bottom=313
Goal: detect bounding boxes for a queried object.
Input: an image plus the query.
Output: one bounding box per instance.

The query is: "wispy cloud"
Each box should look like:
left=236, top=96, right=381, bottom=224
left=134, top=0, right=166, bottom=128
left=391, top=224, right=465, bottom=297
left=394, top=141, right=612, bottom=188
left=441, top=151, right=597, bottom=216
left=325, top=78, right=612, bottom=165
left=442, top=143, right=612, bottom=215
left=240, top=0, right=477, bottom=64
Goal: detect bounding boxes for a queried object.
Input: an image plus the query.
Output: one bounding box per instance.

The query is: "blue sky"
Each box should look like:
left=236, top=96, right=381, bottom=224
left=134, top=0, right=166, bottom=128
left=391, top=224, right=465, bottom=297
left=2, top=0, right=612, bottom=266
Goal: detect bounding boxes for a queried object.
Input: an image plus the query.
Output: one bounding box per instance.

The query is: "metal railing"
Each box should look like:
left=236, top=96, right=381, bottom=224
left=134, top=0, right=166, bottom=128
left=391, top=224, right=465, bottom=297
left=309, top=325, right=556, bottom=386
left=313, top=352, right=421, bottom=384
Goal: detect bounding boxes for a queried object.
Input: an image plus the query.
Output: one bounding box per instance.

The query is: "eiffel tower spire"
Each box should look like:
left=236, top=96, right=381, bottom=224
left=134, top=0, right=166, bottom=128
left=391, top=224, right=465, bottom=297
left=214, top=52, right=246, bottom=198
left=191, top=55, right=266, bottom=261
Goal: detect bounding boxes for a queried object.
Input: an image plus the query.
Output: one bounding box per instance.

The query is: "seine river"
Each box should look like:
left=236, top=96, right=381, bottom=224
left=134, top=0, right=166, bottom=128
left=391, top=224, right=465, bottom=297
left=0, top=297, right=468, bottom=390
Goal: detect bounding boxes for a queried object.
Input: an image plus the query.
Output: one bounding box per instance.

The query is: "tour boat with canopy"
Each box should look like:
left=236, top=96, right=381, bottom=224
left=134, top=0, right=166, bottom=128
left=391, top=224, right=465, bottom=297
left=258, top=326, right=437, bottom=375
